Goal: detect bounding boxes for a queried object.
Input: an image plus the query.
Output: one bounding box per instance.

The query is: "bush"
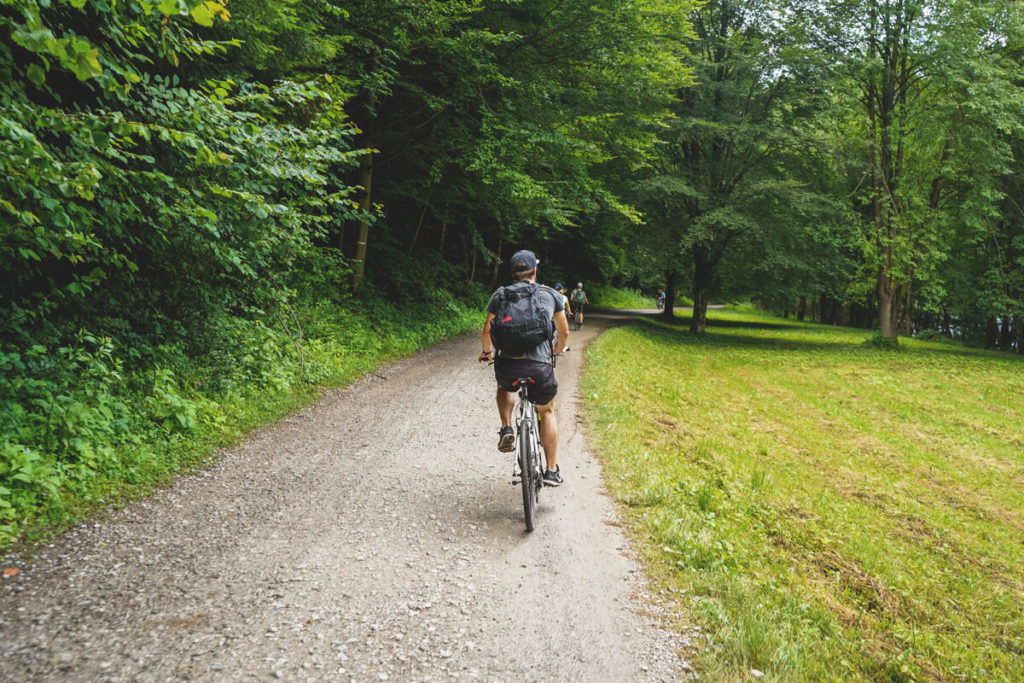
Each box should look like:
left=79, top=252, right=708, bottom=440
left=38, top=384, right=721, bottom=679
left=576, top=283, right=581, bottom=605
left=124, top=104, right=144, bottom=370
left=862, top=331, right=901, bottom=350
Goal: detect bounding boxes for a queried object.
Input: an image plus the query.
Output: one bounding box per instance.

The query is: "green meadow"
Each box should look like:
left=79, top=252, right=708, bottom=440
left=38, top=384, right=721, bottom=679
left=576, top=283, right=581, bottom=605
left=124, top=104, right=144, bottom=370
left=583, top=308, right=1024, bottom=682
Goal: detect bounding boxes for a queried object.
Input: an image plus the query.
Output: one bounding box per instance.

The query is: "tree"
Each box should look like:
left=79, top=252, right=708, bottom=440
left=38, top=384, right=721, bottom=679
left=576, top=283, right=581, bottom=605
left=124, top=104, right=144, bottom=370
left=816, top=0, right=1024, bottom=340
left=635, top=0, right=826, bottom=332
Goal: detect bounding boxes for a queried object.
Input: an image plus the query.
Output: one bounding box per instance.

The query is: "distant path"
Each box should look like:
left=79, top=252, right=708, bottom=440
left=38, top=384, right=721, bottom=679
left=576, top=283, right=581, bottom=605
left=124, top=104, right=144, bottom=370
left=0, top=311, right=692, bottom=681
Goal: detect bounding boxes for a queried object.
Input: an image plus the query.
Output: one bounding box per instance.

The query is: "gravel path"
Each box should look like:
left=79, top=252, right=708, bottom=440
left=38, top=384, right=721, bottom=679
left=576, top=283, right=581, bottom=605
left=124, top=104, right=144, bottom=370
left=1, top=311, right=695, bottom=681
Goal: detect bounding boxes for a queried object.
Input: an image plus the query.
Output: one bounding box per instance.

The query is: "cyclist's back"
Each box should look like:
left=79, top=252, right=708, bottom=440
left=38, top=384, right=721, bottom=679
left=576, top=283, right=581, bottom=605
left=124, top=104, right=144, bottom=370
left=478, top=250, right=569, bottom=486
left=571, top=283, right=587, bottom=310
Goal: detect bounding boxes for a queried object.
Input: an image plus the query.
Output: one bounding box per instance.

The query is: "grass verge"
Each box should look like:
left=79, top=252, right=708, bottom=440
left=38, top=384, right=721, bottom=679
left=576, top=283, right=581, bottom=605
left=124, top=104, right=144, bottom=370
left=583, top=306, right=1024, bottom=681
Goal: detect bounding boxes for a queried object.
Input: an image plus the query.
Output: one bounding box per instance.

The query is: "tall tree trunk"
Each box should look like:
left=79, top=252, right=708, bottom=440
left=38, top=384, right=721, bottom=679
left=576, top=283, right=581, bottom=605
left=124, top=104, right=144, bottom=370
left=797, top=296, right=807, bottom=321
left=877, top=264, right=900, bottom=339
left=468, top=250, right=477, bottom=283
left=438, top=218, right=448, bottom=256
left=690, top=246, right=712, bottom=334
left=1014, top=315, right=1024, bottom=355
left=407, top=205, right=428, bottom=254
left=353, top=150, right=374, bottom=286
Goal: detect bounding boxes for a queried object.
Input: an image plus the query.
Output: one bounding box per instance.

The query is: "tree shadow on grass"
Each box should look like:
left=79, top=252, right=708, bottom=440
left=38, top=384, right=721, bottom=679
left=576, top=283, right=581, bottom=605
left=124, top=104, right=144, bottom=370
left=612, top=308, right=802, bottom=331
left=628, top=314, right=1024, bottom=364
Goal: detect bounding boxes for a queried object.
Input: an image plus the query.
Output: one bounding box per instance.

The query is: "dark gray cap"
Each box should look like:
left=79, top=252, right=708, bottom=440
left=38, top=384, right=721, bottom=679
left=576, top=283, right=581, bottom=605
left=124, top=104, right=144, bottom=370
left=509, top=249, right=539, bottom=272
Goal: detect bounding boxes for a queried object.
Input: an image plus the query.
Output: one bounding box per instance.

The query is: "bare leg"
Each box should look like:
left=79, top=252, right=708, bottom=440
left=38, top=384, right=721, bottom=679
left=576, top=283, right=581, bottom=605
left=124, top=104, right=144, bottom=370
left=497, top=389, right=514, bottom=428
left=536, top=400, right=558, bottom=471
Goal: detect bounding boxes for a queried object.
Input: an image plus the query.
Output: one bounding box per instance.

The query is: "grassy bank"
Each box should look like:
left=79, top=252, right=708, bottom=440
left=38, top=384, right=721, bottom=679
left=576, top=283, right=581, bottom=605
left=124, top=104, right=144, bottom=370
left=1, top=288, right=484, bottom=552
left=587, top=284, right=693, bottom=309
left=583, top=307, right=1024, bottom=681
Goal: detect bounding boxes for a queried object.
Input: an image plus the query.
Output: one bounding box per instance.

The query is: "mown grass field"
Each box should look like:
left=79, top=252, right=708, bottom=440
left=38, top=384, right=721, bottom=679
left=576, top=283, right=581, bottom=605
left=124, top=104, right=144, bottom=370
left=583, top=308, right=1024, bottom=682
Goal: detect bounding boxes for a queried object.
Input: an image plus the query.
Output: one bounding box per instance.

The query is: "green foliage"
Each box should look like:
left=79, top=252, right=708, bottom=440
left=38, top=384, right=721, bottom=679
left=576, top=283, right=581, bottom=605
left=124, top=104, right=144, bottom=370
left=1, top=0, right=366, bottom=347
left=627, top=0, right=833, bottom=330
left=333, top=0, right=696, bottom=286
left=0, top=285, right=483, bottom=550
left=0, top=0, right=365, bottom=548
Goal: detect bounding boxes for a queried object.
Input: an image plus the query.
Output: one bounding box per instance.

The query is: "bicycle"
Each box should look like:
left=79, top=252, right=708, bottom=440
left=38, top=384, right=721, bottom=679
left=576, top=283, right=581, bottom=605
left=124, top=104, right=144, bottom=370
left=510, top=375, right=544, bottom=532
left=502, top=353, right=562, bottom=532
left=573, top=307, right=583, bottom=331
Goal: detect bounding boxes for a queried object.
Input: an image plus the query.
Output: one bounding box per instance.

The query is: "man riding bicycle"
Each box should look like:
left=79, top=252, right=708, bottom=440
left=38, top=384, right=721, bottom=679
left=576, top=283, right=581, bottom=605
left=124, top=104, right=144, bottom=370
left=478, top=250, right=569, bottom=486
left=571, top=282, right=589, bottom=327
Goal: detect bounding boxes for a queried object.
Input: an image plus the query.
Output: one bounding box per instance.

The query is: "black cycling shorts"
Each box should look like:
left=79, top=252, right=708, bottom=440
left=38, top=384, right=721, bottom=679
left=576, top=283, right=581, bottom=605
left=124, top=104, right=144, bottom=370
left=494, top=358, right=557, bottom=405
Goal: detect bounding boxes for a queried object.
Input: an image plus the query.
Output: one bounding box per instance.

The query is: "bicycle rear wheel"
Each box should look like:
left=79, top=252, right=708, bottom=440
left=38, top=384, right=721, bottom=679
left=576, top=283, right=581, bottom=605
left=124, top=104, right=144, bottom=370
left=519, top=419, right=537, bottom=532
left=574, top=310, right=582, bottom=331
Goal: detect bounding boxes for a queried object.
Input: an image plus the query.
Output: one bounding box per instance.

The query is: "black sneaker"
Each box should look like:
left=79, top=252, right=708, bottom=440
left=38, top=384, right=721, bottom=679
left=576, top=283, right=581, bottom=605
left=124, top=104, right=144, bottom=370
left=497, top=426, right=515, bottom=452
left=542, top=465, right=563, bottom=486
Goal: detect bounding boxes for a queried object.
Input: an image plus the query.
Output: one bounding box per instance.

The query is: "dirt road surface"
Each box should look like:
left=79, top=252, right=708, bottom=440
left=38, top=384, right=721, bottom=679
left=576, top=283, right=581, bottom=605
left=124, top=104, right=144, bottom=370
left=1, top=311, right=694, bottom=681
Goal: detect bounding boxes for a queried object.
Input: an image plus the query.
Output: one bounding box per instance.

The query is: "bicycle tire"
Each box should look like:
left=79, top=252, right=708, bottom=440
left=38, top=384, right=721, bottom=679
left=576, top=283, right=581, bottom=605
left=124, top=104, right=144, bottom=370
left=519, top=417, right=537, bottom=532
left=574, top=310, right=582, bottom=331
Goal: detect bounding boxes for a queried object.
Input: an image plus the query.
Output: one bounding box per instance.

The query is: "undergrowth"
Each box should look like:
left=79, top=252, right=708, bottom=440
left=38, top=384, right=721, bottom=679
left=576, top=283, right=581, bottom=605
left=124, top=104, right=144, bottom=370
left=0, top=284, right=485, bottom=552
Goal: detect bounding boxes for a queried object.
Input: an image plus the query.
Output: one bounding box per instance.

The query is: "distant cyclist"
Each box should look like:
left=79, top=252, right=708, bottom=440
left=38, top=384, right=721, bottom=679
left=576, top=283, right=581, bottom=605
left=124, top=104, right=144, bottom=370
left=570, top=282, right=589, bottom=327
left=554, top=283, right=573, bottom=350
left=478, top=251, right=569, bottom=486
left=554, top=282, right=573, bottom=318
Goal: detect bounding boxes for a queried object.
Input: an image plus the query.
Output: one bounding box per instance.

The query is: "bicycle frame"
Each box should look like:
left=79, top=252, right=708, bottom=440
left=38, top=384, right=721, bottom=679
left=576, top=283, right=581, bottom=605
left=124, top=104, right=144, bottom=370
left=488, top=353, right=562, bottom=532
left=514, top=383, right=541, bottom=463
left=513, top=377, right=543, bottom=531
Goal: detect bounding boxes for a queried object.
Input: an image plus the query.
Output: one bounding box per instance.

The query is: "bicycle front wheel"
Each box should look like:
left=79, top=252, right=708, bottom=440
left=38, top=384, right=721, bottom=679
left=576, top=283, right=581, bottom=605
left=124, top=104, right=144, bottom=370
left=519, top=420, right=537, bottom=532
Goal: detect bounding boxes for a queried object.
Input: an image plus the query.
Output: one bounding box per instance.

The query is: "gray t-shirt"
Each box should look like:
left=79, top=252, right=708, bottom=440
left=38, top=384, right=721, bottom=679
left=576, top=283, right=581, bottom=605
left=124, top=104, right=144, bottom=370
left=487, top=281, right=564, bottom=363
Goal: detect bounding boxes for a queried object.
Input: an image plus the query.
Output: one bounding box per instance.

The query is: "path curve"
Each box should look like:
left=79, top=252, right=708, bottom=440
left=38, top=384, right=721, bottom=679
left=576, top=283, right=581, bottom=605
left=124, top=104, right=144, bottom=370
left=1, top=311, right=693, bottom=681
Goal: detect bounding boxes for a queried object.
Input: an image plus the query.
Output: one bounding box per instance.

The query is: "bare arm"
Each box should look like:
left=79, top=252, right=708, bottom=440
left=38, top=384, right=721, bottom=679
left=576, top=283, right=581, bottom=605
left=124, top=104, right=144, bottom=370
left=478, top=313, right=496, bottom=362
left=552, top=309, right=569, bottom=356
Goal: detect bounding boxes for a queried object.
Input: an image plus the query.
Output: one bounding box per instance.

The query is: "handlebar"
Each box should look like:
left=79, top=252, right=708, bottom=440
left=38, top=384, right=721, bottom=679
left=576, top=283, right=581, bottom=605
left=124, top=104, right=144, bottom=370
left=478, top=348, right=568, bottom=366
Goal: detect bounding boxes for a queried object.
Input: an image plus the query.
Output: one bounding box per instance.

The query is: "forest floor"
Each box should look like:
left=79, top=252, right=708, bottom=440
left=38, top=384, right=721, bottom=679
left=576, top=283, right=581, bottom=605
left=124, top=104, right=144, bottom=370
left=0, top=310, right=695, bottom=681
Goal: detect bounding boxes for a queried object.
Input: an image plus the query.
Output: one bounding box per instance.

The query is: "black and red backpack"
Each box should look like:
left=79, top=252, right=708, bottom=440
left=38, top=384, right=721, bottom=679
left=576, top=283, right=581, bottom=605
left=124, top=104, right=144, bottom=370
left=489, top=282, right=554, bottom=355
